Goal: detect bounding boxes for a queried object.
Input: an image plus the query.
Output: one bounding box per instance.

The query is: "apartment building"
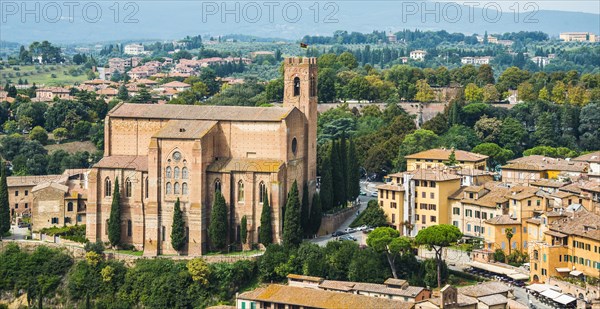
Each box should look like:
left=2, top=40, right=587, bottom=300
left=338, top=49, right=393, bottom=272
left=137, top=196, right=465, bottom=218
left=7, top=174, right=63, bottom=222
left=405, top=148, right=488, bottom=171
left=124, top=44, right=145, bottom=55
left=560, top=32, right=597, bottom=42
left=409, top=50, right=427, bottom=61
left=573, top=151, right=600, bottom=182
left=501, top=155, right=588, bottom=183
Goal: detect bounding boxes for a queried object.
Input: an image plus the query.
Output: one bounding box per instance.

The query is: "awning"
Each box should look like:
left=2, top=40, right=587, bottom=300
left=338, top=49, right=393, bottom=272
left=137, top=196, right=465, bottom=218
left=526, top=284, right=561, bottom=293
left=570, top=270, right=583, bottom=276
left=554, top=294, right=577, bottom=305
left=541, top=289, right=562, bottom=299
left=471, top=261, right=513, bottom=275
left=508, top=273, right=530, bottom=280
left=556, top=267, right=571, bottom=273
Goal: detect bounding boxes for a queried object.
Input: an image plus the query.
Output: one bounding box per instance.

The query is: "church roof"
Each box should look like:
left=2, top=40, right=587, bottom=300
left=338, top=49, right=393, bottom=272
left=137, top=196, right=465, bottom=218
left=109, top=103, right=295, bottom=122
left=153, top=120, right=217, bottom=139
left=94, top=155, right=148, bottom=171
left=207, top=158, right=283, bottom=173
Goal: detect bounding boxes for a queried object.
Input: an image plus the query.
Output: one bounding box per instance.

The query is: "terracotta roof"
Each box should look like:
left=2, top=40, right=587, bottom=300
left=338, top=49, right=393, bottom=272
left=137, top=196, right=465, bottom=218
left=388, top=169, right=462, bottom=182
left=318, top=280, right=354, bottom=292
left=457, top=282, right=511, bottom=298
left=207, top=158, right=283, bottom=173
left=7, top=174, right=63, bottom=187
left=544, top=230, right=567, bottom=238
left=94, top=155, right=148, bottom=171
left=238, top=284, right=414, bottom=309
left=506, top=186, right=539, bottom=200
left=504, top=156, right=588, bottom=173
left=153, top=120, right=217, bottom=139
left=376, top=183, right=405, bottom=192
left=545, top=210, right=570, bottom=218
left=31, top=181, right=69, bottom=193
left=384, top=278, right=408, bottom=287
left=287, top=274, right=323, bottom=283
left=549, top=208, right=600, bottom=241
left=405, top=148, right=488, bottom=162
left=526, top=218, right=541, bottom=225
left=464, top=185, right=484, bottom=192
left=485, top=215, right=520, bottom=225
left=478, top=294, right=508, bottom=306
left=162, top=81, right=190, bottom=88
left=573, top=151, right=600, bottom=163
left=550, top=191, right=576, bottom=199
left=97, top=88, right=118, bottom=95
left=109, top=103, right=295, bottom=122
left=421, top=294, right=478, bottom=307
left=530, top=179, right=567, bottom=189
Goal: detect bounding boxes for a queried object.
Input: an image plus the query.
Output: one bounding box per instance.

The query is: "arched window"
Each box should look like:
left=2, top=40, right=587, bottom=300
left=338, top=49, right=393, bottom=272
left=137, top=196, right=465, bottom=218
left=182, top=183, right=189, bottom=195
left=127, top=220, right=132, bottom=237
left=174, top=182, right=180, bottom=194
left=104, top=178, right=111, bottom=197
left=237, top=180, right=244, bottom=202
left=125, top=178, right=132, bottom=197
left=215, top=179, right=221, bottom=192
left=166, top=182, right=172, bottom=195
left=310, top=76, right=316, bottom=97
left=145, top=177, right=149, bottom=198
left=293, top=77, right=300, bottom=96
left=174, top=167, right=180, bottom=179
left=166, top=166, right=172, bottom=178
left=291, top=137, right=297, bottom=154
left=67, top=202, right=73, bottom=212
left=182, top=167, right=188, bottom=179
left=259, top=181, right=266, bottom=203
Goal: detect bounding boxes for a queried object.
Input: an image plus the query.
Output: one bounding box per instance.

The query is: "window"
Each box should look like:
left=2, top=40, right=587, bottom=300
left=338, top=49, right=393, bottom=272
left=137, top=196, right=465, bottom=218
left=453, top=208, right=460, bottom=215
left=145, top=177, right=149, bottom=199
left=172, top=151, right=182, bottom=162
left=162, top=226, right=166, bottom=241
left=523, top=241, right=527, bottom=248
left=386, top=190, right=389, bottom=199
left=474, top=226, right=480, bottom=233
left=14, top=191, right=18, bottom=196
left=14, top=203, right=18, bottom=209
left=24, top=203, right=28, bottom=209
left=127, top=220, right=132, bottom=237
left=215, top=179, right=221, bottom=192
left=291, top=137, right=297, bottom=154
left=537, top=200, right=541, bottom=206
left=466, top=209, right=473, bottom=217
left=293, top=77, right=300, bottom=96
left=429, top=181, right=436, bottom=188
left=430, top=216, right=436, bottom=222
left=469, top=193, right=474, bottom=199
left=166, top=166, right=172, bottom=178
left=25, top=190, right=28, bottom=196
left=105, top=178, right=112, bottom=197
left=51, top=217, right=59, bottom=224
left=392, top=214, right=396, bottom=223
left=174, top=167, right=180, bottom=179
left=166, top=182, right=172, bottom=195
left=430, top=192, right=435, bottom=199
left=481, top=227, right=485, bottom=234
left=527, top=200, right=532, bottom=206
left=543, top=254, right=547, bottom=262
left=453, top=221, right=459, bottom=227
left=482, top=212, right=487, bottom=220
left=475, top=211, right=481, bottom=219
left=105, top=220, right=109, bottom=235
left=429, top=204, right=436, bottom=211
left=174, top=182, right=180, bottom=194
left=421, top=192, right=426, bottom=198
left=467, top=224, right=471, bottom=232
left=542, top=269, right=547, bottom=276
left=182, top=167, right=188, bottom=179
left=126, top=178, right=132, bottom=197
left=67, top=202, right=73, bottom=212
left=182, top=183, right=188, bottom=195
left=391, top=202, right=397, bottom=209
left=237, top=180, right=244, bottom=202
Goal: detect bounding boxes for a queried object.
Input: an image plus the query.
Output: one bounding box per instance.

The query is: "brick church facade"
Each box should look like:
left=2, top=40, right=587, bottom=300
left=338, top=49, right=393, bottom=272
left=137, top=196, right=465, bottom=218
left=86, top=57, right=318, bottom=255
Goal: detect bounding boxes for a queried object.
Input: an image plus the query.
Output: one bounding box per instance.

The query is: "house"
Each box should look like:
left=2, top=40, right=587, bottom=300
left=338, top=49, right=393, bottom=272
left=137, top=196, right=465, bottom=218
left=531, top=56, right=550, bottom=66
left=410, top=50, right=427, bottom=61
left=404, top=148, right=488, bottom=171
left=35, top=87, right=71, bottom=101
left=161, top=81, right=191, bottom=92
left=573, top=151, right=600, bottom=182
left=416, top=283, right=513, bottom=309
left=501, top=156, right=588, bottom=183
left=560, top=32, right=597, bottom=42
left=461, top=56, right=492, bottom=65
left=124, top=44, right=145, bottom=55
left=7, top=174, right=63, bottom=223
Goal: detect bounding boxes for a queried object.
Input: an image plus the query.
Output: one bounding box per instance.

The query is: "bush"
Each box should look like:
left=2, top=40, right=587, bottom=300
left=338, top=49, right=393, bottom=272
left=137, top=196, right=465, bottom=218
left=84, top=241, right=105, bottom=254
left=40, top=225, right=87, bottom=243
left=493, top=249, right=505, bottom=263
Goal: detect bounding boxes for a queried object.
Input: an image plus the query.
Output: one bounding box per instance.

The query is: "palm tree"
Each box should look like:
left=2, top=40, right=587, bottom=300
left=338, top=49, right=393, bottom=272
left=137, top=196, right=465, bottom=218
left=505, top=228, right=514, bottom=261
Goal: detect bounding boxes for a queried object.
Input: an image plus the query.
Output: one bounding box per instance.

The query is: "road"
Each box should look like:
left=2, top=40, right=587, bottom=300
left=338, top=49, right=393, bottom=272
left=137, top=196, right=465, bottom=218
left=309, top=180, right=381, bottom=247
left=5, top=224, right=30, bottom=240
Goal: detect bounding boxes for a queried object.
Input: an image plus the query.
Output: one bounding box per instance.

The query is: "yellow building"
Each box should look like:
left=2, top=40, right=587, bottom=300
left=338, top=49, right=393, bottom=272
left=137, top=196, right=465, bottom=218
left=405, top=149, right=488, bottom=172
left=560, top=32, right=597, bottom=42
left=528, top=207, right=600, bottom=283
left=377, top=169, right=462, bottom=236
left=484, top=215, right=525, bottom=254
left=501, top=155, right=588, bottom=184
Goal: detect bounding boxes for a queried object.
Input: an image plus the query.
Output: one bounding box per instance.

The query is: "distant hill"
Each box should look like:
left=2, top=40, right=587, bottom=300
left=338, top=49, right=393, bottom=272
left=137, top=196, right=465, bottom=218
left=1, top=2, right=598, bottom=43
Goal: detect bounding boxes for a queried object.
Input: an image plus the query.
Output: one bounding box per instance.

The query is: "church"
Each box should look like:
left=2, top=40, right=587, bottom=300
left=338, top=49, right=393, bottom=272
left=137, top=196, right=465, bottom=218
left=86, top=57, right=318, bottom=255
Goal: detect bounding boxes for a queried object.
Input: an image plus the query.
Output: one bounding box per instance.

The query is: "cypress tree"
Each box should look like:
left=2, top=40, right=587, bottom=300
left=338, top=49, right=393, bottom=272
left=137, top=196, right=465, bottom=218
left=282, top=181, right=302, bottom=248
left=309, top=193, right=322, bottom=236
left=330, top=141, right=344, bottom=207
left=259, top=190, right=273, bottom=246
left=171, top=198, right=185, bottom=253
left=0, top=161, right=10, bottom=237
left=108, top=178, right=121, bottom=248
left=347, top=139, right=361, bottom=201
left=209, top=191, right=228, bottom=251
left=339, top=134, right=348, bottom=203
left=301, top=182, right=310, bottom=237
left=240, top=215, right=247, bottom=245
left=320, top=155, right=333, bottom=212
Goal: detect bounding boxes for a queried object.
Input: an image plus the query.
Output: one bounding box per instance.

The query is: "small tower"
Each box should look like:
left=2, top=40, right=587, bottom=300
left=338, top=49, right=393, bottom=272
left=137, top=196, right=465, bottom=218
left=283, top=57, right=318, bottom=196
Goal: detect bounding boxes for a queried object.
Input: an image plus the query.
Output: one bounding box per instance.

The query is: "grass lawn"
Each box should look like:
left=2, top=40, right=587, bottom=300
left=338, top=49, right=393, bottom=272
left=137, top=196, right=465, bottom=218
left=45, top=140, right=98, bottom=154
left=0, top=64, right=89, bottom=86
left=108, top=249, right=144, bottom=256
left=204, top=249, right=263, bottom=256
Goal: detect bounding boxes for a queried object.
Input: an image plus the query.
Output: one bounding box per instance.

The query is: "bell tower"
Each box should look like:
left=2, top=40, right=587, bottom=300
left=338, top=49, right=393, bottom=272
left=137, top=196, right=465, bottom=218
left=283, top=57, right=318, bottom=198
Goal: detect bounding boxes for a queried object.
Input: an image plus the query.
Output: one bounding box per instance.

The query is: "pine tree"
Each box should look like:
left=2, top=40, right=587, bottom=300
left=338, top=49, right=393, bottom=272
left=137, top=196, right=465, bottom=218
left=347, top=139, right=360, bottom=201
left=108, top=178, right=121, bottom=248
left=301, top=182, right=310, bottom=237
left=171, top=198, right=185, bottom=253
left=209, top=191, right=228, bottom=250
left=282, top=181, right=302, bottom=248
left=240, top=215, right=247, bottom=245
left=0, top=161, right=10, bottom=237
left=330, top=141, right=344, bottom=207
left=339, top=134, right=348, bottom=203
left=259, top=190, right=273, bottom=246
left=308, top=193, right=322, bottom=236
left=320, top=155, right=334, bottom=212
left=446, top=149, right=458, bottom=166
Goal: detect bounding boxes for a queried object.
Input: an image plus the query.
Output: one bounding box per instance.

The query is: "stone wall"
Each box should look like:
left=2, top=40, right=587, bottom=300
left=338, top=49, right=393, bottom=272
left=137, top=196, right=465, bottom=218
left=317, top=206, right=358, bottom=236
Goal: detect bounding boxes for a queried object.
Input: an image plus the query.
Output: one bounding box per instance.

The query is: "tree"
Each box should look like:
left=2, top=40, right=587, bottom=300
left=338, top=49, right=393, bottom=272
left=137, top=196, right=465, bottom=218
left=446, top=149, right=458, bottom=166
left=187, top=258, right=210, bottom=285
left=319, top=155, right=334, bottom=212
left=464, top=83, right=483, bottom=103
left=505, top=228, right=514, bottom=258
left=0, top=161, right=9, bottom=236
left=170, top=198, right=185, bottom=253
left=493, top=249, right=506, bottom=263
left=52, top=127, right=68, bottom=144
left=499, top=117, right=528, bottom=155
left=108, top=178, right=121, bottom=248
left=240, top=215, right=248, bottom=245
left=359, top=200, right=388, bottom=227
left=552, top=81, right=567, bottom=104
left=415, top=79, right=434, bottom=102
left=366, top=227, right=412, bottom=279
left=415, top=225, right=462, bottom=288
left=517, top=82, right=536, bottom=102
left=472, top=143, right=514, bottom=167
left=339, top=134, right=348, bottom=203
left=474, top=116, right=502, bottom=143
left=117, top=85, right=129, bottom=101
left=282, top=181, right=302, bottom=248
left=259, top=190, right=273, bottom=246
left=396, top=129, right=440, bottom=171
left=482, top=84, right=500, bottom=103
left=337, top=52, right=358, bottom=69
left=346, top=139, right=360, bottom=200
left=308, top=193, right=322, bottom=236
left=209, top=191, right=228, bottom=250
left=579, top=103, right=600, bottom=150
left=29, top=126, right=48, bottom=145
left=301, top=182, right=310, bottom=237
left=330, top=141, right=345, bottom=207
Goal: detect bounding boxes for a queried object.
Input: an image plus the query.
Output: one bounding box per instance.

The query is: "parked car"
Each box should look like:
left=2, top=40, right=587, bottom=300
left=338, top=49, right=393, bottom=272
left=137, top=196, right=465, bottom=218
left=339, top=235, right=357, bottom=241
left=362, top=227, right=375, bottom=234
left=355, top=225, right=368, bottom=231
left=332, top=231, right=346, bottom=237
left=370, top=191, right=378, bottom=197
left=344, top=227, right=356, bottom=233
left=359, top=191, right=367, bottom=196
